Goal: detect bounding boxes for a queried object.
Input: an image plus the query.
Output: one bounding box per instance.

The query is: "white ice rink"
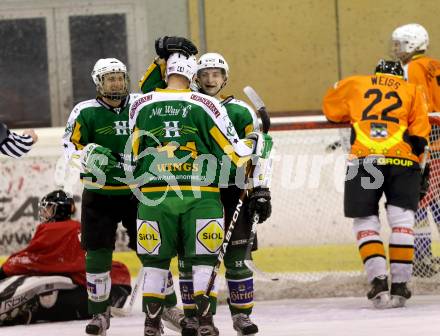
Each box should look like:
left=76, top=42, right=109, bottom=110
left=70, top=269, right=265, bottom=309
left=1, top=295, right=440, bottom=336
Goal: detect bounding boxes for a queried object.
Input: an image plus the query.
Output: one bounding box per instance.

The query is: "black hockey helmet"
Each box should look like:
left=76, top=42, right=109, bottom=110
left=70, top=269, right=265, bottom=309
left=375, top=59, right=404, bottom=77
left=38, top=190, right=75, bottom=222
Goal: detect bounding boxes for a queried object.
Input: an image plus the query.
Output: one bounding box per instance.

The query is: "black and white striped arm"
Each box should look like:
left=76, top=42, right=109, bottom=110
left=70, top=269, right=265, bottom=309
left=0, top=128, right=34, bottom=158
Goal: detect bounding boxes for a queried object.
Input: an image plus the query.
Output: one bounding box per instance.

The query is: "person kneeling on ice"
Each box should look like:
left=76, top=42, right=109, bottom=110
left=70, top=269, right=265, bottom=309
left=0, top=190, right=132, bottom=326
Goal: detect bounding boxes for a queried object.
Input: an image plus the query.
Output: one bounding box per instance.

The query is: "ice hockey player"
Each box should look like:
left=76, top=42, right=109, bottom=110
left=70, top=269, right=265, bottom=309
left=0, top=190, right=131, bottom=326
left=129, top=52, right=272, bottom=336
left=139, top=45, right=271, bottom=336
left=323, top=59, right=430, bottom=308
left=391, top=23, right=440, bottom=276
left=190, top=52, right=270, bottom=336
left=62, top=57, right=184, bottom=335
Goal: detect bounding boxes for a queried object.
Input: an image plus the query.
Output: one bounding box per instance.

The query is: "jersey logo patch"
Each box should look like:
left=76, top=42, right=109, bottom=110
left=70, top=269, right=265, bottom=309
left=196, top=218, right=224, bottom=254
left=137, top=220, right=161, bottom=254
left=370, top=122, right=388, bottom=138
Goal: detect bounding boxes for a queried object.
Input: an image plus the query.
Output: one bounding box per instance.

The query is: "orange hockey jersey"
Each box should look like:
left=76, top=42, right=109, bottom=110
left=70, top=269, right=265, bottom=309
left=407, top=55, right=440, bottom=112
left=323, top=74, right=430, bottom=163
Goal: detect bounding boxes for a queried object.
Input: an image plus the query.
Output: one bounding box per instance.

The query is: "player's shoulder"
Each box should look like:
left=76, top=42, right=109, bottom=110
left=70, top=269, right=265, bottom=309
left=188, top=91, right=225, bottom=118
left=73, top=99, right=100, bottom=111
left=127, top=93, right=142, bottom=104
left=411, top=55, right=439, bottom=66
left=226, top=97, right=254, bottom=111
left=68, top=99, right=100, bottom=120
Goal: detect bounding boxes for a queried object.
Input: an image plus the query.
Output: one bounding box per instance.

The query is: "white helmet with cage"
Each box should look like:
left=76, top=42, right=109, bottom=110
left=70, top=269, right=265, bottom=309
left=197, top=52, right=229, bottom=78
left=166, top=53, right=197, bottom=82
left=91, top=58, right=129, bottom=100
left=391, top=23, right=429, bottom=61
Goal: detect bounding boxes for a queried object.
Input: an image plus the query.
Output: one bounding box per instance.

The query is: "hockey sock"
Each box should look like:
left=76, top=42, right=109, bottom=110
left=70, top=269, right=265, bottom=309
left=193, top=264, right=218, bottom=315
left=387, top=205, right=414, bottom=283
left=141, top=267, right=168, bottom=312
left=179, top=257, right=196, bottom=317
left=224, top=247, right=254, bottom=316
left=353, top=216, right=387, bottom=282
left=86, top=248, right=112, bottom=313
left=163, top=270, right=177, bottom=308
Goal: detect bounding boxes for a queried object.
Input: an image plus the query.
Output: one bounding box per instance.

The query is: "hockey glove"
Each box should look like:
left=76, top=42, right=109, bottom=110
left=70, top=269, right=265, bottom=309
left=248, top=187, right=272, bottom=223
left=155, top=36, right=198, bottom=60
left=420, top=163, right=430, bottom=201
left=80, top=143, right=117, bottom=174
left=246, top=132, right=273, bottom=159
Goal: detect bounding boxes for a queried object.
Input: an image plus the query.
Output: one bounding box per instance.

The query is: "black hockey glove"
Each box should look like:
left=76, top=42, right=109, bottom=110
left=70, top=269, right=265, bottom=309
left=247, top=187, right=272, bottom=223
left=420, top=163, right=430, bottom=201
left=155, top=36, right=198, bottom=60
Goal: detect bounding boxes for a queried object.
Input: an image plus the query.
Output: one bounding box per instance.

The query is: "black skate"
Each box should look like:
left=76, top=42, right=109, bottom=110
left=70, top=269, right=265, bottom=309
left=161, top=305, right=184, bottom=332
left=367, top=276, right=390, bottom=309
left=85, top=307, right=110, bottom=336
left=232, top=313, right=259, bottom=335
left=197, top=312, right=219, bottom=336
left=181, top=316, right=199, bottom=336
left=390, top=282, right=411, bottom=308
left=144, top=302, right=164, bottom=336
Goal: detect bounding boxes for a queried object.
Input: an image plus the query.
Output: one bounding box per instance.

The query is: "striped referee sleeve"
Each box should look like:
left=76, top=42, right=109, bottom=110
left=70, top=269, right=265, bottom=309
left=0, top=130, right=34, bottom=158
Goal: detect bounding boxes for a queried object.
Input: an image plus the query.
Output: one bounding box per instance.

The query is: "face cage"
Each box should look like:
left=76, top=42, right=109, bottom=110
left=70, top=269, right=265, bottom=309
left=390, top=39, right=408, bottom=61
left=97, top=72, right=130, bottom=100
left=38, top=201, right=58, bottom=222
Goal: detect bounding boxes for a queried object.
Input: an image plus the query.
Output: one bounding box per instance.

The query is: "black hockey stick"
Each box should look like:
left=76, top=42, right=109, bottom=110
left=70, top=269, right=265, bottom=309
left=199, top=86, right=272, bottom=316
left=242, top=86, right=278, bottom=281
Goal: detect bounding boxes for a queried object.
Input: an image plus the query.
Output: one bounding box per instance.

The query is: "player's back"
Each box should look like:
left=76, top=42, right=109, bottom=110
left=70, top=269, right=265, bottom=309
left=130, top=89, right=251, bottom=190
left=323, top=74, right=427, bottom=161
left=408, top=55, right=440, bottom=112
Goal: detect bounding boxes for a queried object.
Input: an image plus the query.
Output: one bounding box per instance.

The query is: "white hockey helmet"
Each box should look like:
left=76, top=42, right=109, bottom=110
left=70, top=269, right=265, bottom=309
left=91, top=58, right=129, bottom=100
left=391, top=23, right=429, bottom=61
left=166, top=53, right=198, bottom=83
left=197, top=52, right=229, bottom=78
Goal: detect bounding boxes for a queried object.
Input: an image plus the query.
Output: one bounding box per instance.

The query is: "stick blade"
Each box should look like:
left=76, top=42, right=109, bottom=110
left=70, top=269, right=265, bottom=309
left=243, top=86, right=271, bottom=133
left=244, top=260, right=279, bottom=281
left=243, top=86, right=265, bottom=111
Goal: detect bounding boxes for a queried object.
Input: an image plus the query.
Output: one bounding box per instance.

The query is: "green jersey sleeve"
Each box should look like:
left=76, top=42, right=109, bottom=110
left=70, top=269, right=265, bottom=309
left=225, top=98, right=260, bottom=138
left=139, top=59, right=167, bottom=94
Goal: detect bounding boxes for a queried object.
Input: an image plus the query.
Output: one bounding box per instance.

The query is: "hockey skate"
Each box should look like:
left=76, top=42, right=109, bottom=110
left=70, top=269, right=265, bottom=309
left=390, top=282, right=411, bottom=308
left=0, top=275, right=75, bottom=326
left=181, top=316, right=199, bottom=336
left=197, top=312, right=219, bottom=336
left=85, top=306, right=110, bottom=336
left=232, top=313, right=259, bottom=335
left=144, top=302, right=164, bottom=336
left=367, top=276, right=390, bottom=309
left=161, top=305, right=185, bottom=332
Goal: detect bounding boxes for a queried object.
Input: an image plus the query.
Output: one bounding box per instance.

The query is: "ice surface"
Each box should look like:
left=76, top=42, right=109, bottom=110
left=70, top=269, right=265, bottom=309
left=2, top=295, right=440, bottom=336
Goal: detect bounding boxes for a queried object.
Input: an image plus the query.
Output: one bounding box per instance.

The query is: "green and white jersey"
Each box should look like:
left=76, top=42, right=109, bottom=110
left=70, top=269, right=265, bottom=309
left=223, top=98, right=259, bottom=185
left=63, top=94, right=141, bottom=195
left=224, top=98, right=259, bottom=138
left=129, top=89, right=254, bottom=195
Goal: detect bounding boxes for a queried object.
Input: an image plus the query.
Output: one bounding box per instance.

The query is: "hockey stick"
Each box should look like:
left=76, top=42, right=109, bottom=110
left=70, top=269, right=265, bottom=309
left=420, top=145, right=429, bottom=173
left=111, top=267, right=144, bottom=316
left=199, top=87, right=272, bottom=316
left=242, top=86, right=278, bottom=281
